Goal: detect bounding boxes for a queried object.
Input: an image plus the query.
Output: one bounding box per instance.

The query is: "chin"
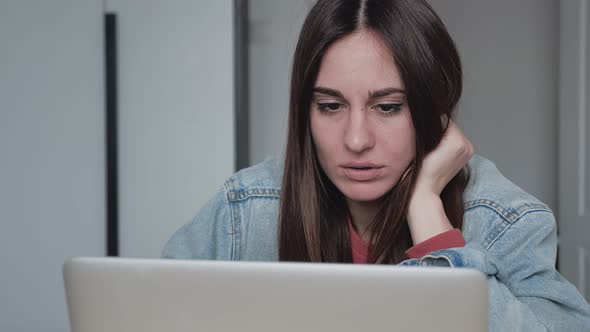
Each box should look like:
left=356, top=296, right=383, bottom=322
left=337, top=182, right=392, bottom=203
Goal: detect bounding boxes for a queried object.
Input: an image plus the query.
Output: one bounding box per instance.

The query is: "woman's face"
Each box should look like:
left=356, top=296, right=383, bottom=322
left=310, top=30, right=416, bottom=204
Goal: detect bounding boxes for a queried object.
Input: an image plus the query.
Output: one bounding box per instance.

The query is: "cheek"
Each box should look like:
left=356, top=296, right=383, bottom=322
left=310, top=113, right=340, bottom=161
left=379, top=115, right=416, bottom=161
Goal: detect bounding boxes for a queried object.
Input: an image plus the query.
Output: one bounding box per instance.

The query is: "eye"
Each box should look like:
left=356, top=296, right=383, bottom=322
left=316, top=102, right=343, bottom=113
left=374, top=103, right=403, bottom=115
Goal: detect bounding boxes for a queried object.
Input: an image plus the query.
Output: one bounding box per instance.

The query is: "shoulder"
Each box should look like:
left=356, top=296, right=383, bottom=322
left=162, top=157, right=284, bottom=260
left=224, top=156, right=283, bottom=201
left=461, top=154, right=554, bottom=250
left=463, top=154, right=552, bottom=218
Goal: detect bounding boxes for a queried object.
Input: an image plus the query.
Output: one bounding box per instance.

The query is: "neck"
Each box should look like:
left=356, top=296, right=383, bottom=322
left=347, top=198, right=380, bottom=242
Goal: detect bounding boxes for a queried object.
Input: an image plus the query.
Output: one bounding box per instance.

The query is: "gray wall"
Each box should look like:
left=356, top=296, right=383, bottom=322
left=249, top=0, right=314, bottom=163
left=0, top=1, right=235, bottom=330
left=249, top=0, right=558, bottom=212
left=557, top=0, right=590, bottom=301
left=430, top=0, right=558, bottom=212
left=0, top=2, right=105, bottom=331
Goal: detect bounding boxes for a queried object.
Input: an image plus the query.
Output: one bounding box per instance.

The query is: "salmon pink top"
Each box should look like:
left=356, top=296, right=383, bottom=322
left=348, top=221, right=465, bottom=264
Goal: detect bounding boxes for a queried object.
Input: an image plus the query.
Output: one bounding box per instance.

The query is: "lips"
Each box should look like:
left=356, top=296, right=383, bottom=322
left=340, top=162, right=384, bottom=181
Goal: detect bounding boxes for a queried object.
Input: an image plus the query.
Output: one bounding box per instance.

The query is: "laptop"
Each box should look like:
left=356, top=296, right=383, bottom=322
left=63, top=257, right=488, bottom=332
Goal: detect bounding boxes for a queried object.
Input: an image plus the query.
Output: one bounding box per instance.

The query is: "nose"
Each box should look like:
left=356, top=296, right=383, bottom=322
left=344, top=108, right=375, bottom=153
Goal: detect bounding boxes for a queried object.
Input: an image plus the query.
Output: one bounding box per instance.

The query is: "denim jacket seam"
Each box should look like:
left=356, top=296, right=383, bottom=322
left=226, top=188, right=281, bottom=202
left=486, top=209, right=552, bottom=251
left=464, top=199, right=550, bottom=222
left=464, top=199, right=552, bottom=250
left=223, top=178, right=281, bottom=260
left=487, top=209, right=555, bottom=256
left=223, top=181, right=239, bottom=260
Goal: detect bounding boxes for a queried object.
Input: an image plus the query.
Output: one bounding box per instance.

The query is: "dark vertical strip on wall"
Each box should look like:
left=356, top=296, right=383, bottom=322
left=234, top=0, right=250, bottom=170
left=105, top=13, right=119, bottom=256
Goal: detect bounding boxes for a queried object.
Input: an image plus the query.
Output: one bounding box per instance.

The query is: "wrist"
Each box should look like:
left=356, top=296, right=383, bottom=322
left=407, top=190, right=453, bottom=244
left=408, top=186, right=438, bottom=212
left=412, top=179, right=442, bottom=197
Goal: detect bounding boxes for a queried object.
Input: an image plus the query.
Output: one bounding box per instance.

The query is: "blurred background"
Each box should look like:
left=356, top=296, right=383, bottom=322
left=1, top=0, right=589, bottom=330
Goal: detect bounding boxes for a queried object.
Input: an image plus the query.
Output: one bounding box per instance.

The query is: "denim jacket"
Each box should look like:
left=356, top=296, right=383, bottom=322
left=162, top=154, right=590, bottom=331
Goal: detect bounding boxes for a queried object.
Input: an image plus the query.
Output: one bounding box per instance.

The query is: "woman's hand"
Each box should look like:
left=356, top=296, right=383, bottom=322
left=406, top=119, right=474, bottom=244
left=413, top=119, right=475, bottom=196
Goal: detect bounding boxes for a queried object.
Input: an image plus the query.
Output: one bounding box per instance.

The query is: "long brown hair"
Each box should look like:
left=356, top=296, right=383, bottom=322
left=279, top=0, right=469, bottom=264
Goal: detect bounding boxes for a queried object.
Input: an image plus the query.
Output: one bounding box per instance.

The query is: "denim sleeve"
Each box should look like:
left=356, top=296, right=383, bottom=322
left=161, top=186, right=233, bottom=260
left=400, top=211, right=590, bottom=331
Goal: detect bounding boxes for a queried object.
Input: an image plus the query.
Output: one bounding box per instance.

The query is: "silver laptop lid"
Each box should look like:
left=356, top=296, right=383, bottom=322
left=64, top=257, right=488, bottom=332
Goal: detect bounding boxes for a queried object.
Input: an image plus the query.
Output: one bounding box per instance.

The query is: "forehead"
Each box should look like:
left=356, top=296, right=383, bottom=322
left=315, top=30, right=404, bottom=92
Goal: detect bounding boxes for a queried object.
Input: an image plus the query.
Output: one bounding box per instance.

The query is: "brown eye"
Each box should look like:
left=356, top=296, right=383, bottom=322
left=375, top=103, right=402, bottom=114
left=317, top=103, right=342, bottom=113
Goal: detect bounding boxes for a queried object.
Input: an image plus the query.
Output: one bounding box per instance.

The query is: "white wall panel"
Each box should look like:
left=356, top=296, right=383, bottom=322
left=105, top=0, right=236, bottom=258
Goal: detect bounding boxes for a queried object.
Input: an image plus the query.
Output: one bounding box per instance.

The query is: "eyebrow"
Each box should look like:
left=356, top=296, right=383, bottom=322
left=313, top=86, right=405, bottom=99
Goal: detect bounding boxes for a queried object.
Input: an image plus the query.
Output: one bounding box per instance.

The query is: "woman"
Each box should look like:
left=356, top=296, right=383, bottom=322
left=163, top=0, right=590, bottom=330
